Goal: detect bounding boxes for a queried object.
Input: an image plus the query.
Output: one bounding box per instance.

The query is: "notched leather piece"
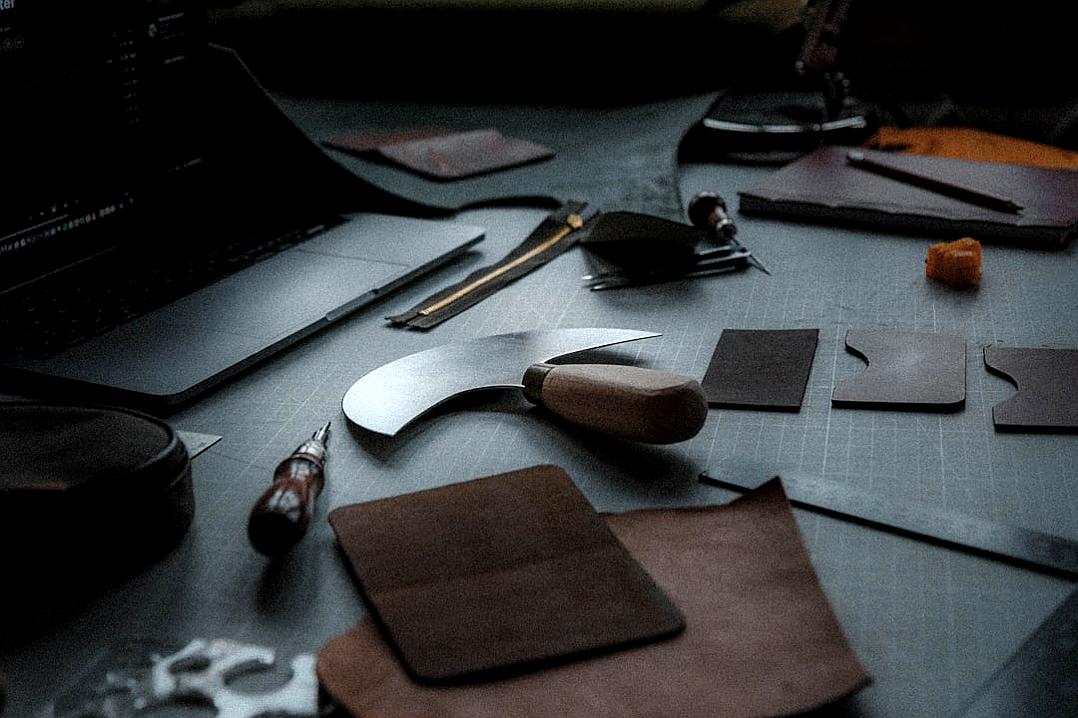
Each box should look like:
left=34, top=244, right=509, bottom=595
left=832, top=329, right=966, bottom=410
left=703, top=328, right=819, bottom=410
left=984, top=346, right=1078, bottom=432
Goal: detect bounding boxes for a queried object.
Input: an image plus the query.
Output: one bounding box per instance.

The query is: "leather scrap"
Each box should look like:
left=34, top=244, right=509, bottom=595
left=703, top=328, right=819, bottom=410
left=318, top=479, right=870, bottom=717
left=984, top=346, right=1078, bottom=432
left=832, top=329, right=965, bottom=410
left=324, top=128, right=555, bottom=180
left=738, top=145, right=1078, bottom=248
left=382, top=129, right=554, bottom=180
left=327, top=465, right=684, bottom=683
left=324, top=127, right=452, bottom=154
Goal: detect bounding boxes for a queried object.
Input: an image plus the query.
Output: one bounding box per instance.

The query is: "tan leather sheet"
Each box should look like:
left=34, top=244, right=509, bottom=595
left=319, top=478, right=869, bottom=717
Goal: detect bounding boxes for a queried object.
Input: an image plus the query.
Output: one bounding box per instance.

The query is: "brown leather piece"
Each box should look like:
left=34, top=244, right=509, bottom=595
left=380, top=129, right=554, bottom=180
left=325, top=128, right=555, bottom=180
left=318, top=479, right=870, bottom=717
left=703, top=328, right=819, bottom=410
left=327, top=465, right=684, bottom=683
left=738, top=145, right=1078, bottom=248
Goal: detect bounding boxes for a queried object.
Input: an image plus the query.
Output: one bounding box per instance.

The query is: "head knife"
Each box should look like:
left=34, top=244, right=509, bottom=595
left=342, top=328, right=707, bottom=444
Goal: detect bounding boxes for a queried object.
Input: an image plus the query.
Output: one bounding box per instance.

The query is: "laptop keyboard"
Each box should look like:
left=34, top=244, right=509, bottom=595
left=0, top=224, right=325, bottom=359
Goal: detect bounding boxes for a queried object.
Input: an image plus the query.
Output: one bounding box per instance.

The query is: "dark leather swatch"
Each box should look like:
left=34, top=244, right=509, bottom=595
left=318, top=479, right=870, bottom=717
left=327, top=465, right=684, bottom=683
left=702, top=328, right=819, bottom=410
left=984, top=346, right=1078, bottom=432
left=832, top=329, right=966, bottom=410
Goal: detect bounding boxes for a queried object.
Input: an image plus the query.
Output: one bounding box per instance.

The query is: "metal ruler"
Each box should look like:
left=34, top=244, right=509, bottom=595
left=699, top=469, right=1078, bottom=579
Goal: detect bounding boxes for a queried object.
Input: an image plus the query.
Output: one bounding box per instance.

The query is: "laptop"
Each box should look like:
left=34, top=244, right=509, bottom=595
left=0, top=1, right=484, bottom=407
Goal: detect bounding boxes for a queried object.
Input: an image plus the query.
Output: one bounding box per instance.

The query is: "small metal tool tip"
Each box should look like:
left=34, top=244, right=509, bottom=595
left=313, top=421, right=332, bottom=442
left=751, top=256, right=772, bottom=275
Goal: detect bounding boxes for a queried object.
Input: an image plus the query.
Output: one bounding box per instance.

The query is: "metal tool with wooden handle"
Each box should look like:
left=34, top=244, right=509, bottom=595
left=521, top=362, right=706, bottom=443
left=342, top=328, right=707, bottom=444
left=248, top=422, right=330, bottom=557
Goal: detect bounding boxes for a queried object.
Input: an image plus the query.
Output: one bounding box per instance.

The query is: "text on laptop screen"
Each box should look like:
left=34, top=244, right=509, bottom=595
left=0, top=0, right=207, bottom=260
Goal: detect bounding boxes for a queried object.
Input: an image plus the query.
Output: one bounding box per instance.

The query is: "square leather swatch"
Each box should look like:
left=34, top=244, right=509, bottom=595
left=703, top=328, right=819, bottom=410
left=318, top=479, right=869, bottom=717
left=327, top=465, right=685, bottom=683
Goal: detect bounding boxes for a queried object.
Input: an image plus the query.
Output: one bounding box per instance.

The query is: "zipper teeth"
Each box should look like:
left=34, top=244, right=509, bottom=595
left=417, top=212, right=582, bottom=317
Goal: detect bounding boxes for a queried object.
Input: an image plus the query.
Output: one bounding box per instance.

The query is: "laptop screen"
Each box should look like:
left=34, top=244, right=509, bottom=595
left=0, top=0, right=207, bottom=269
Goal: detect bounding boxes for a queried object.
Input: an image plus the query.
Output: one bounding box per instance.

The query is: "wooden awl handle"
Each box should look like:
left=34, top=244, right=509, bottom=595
left=248, top=423, right=329, bottom=557
left=523, top=363, right=708, bottom=444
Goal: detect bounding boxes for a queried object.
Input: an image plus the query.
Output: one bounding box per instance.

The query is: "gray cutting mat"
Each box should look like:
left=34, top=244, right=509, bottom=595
left=5, top=149, right=1077, bottom=716
left=179, top=171, right=1074, bottom=715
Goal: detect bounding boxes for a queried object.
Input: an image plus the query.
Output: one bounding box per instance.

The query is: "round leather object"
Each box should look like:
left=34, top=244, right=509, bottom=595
left=0, top=403, right=194, bottom=579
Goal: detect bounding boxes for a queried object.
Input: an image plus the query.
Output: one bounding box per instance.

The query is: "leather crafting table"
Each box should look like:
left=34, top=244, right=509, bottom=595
left=2, top=94, right=1076, bottom=718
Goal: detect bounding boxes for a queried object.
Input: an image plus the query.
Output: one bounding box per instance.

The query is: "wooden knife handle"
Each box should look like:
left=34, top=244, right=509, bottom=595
left=247, top=455, right=324, bottom=557
left=523, top=363, right=708, bottom=444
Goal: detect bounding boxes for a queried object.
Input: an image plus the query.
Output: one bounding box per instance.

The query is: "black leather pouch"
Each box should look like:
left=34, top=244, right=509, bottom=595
left=580, top=211, right=707, bottom=282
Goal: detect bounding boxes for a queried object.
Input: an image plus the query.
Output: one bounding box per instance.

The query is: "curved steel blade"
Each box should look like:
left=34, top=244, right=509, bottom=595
left=342, top=328, right=660, bottom=435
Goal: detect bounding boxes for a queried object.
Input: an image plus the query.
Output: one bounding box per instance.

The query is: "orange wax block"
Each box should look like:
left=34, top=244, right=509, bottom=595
left=926, top=237, right=982, bottom=287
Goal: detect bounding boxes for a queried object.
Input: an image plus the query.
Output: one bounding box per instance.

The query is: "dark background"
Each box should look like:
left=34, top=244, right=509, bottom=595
left=205, top=0, right=1078, bottom=148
